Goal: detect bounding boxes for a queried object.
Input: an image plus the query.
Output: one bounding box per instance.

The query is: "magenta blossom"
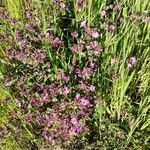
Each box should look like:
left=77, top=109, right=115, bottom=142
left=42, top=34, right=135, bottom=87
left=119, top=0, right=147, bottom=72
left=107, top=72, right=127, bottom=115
left=80, top=21, right=87, bottom=28
left=60, top=2, right=66, bottom=9
left=60, top=86, right=71, bottom=94
left=79, top=98, right=90, bottom=107
left=76, top=93, right=81, bottom=100
left=91, top=30, right=99, bottom=38
left=53, top=37, right=62, bottom=48
left=63, top=75, right=70, bottom=81
left=70, top=117, right=79, bottom=126
left=70, top=44, right=84, bottom=53
left=109, top=24, right=116, bottom=31
left=78, top=81, right=87, bottom=91
left=93, top=47, right=103, bottom=56
left=89, top=62, right=97, bottom=69
left=70, top=117, right=83, bottom=135
left=88, top=85, right=96, bottom=92
left=90, top=41, right=97, bottom=49
left=71, top=31, right=79, bottom=38
left=127, top=56, right=137, bottom=68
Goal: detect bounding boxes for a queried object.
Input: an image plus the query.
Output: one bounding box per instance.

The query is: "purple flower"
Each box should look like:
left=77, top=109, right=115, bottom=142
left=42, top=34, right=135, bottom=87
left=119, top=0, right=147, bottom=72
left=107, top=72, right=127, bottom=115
left=7, top=48, right=17, bottom=58
left=53, top=37, right=62, bottom=48
left=109, top=24, right=116, bottom=31
left=16, top=99, right=21, bottom=107
left=36, top=83, right=44, bottom=90
left=11, top=19, right=19, bottom=25
left=93, top=47, right=103, bottom=56
left=114, top=3, right=122, bottom=11
left=79, top=98, right=90, bottom=107
left=76, top=93, right=81, bottom=100
left=63, top=75, right=70, bottom=81
left=91, top=30, right=99, bottom=38
left=76, top=67, right=92, bottom=79
left=89, top=62, right=97, bottom=69
left=70, top=117, right=79, bottom=126
left=78, top=81, right=87, bottom=90
left=25, top=113, right=33, bottom=122
left=69, top=117, right=83, bottom=135
left=60, top=101, right=67, bottom=110
left=70, top=44, right=84, bottom=53
left=4, top=77, right=12, bottom=86
left=33, top=49, right=47, bottom=64
left=26, top=23, right=34, bottom=30
left=80, top=21, right=87, bottom=28
left=88, top=85, right=96, bottom=92
left=60, top=2, right=66, bottom=9
left=76, top=0, right=83, bottom=12
left=127, top=56, right=137, bottom=68
left=40, top=93, right=49, bottom=103
left=0, top=125, right=7, bottom=140
left=45, top=32, right=53, bottom=39
left=53, top=0, right=59, bottom=4
left=90, top=41, right=97, bottom=49
left=60, top=86, right=71, bottom=94
left=82, top=67, right=92, bottom=78
left=71, top=31, right=78, bottom=38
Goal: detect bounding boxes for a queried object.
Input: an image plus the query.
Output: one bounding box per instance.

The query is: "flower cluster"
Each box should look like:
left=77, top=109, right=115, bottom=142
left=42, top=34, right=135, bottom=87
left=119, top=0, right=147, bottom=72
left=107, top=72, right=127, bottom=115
left=2, top=4, right=102, bottom=146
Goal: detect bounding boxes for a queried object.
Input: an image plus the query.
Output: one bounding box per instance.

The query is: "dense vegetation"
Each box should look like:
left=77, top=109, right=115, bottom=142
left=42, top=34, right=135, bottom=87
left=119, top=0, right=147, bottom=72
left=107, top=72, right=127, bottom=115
left=0, top=0, right=150, bottom=149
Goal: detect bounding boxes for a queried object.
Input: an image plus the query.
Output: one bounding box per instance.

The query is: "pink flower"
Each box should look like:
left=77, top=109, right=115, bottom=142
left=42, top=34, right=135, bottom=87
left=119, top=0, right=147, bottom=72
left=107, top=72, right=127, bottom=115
left=91, top=30, right=99, bottom=38
left=82, top=67, right=92, bottom=78
left=16, top=99, right=21, bottom=107
left=60, top=86, right=71, bottom=94
left=60, top=2, right=66, bottom=9
left=80, top=98, right=90, bottom=107
left=70, top=44, right=84, bottom=53
left=70, top=117, right=79, bottom=126
left=93, top=47, right=103, bottom=56
left=71, top=31, right=78, bottom=38
left=76, top=93, right=81, bottom=100
left=63, top=75, right=70, bottom=81
left=109, top=24, right=116, bottom=31
left=80, top=21, right=87, bottom=28
left=89, top=62, right=97, bottom=69
left=26, top=23, right=34, bottom=30
left=53, top=37, right=62, bottom=48
left=89, top=85, right=96, bottom=92
left=127, top=56, right=137, bottom=68
left=78, top=81, right=87, bottom=90
left=90, top=41, right=97, bottom=48
left=25, top=113, right=33, bottom=122
left=70, top=45, right=78, bottom=52
left=70, top=117, right=83, bottom=135
left=114, top=3, right=122, bottom=11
